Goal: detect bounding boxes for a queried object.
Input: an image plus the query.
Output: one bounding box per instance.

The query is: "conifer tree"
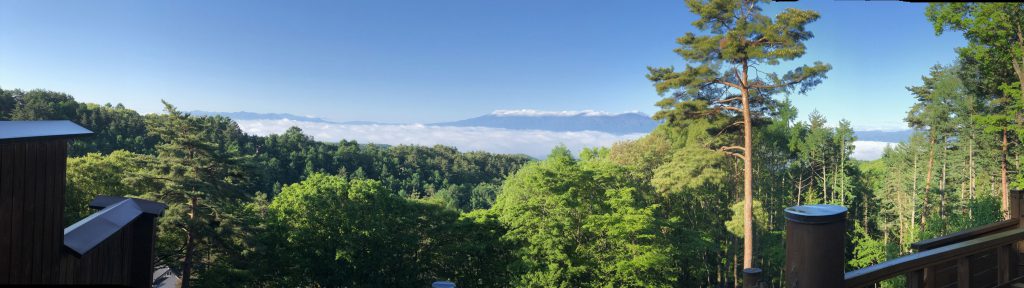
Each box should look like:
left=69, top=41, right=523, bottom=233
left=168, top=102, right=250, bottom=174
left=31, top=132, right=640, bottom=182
left=647, top=0, right=829, bottom=269
left=146, top=101, right=245, bottom=288
left=928, top=3, right=1024, bottom=217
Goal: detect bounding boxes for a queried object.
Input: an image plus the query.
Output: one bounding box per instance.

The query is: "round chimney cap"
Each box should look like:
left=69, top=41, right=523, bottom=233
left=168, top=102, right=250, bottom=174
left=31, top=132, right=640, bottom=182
left=432, top=281, right=456, bottom=288
left=784, top=204, right=847, bottom=224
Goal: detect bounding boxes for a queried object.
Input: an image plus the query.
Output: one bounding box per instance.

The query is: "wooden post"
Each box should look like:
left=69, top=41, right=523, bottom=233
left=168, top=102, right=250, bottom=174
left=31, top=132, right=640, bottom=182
left=742, top=268, right=762, bottom=288
left=1011, top=190, right=1023, bottom=223
left=1011, top=190, right=1023, bottom=277
left=956, top=257, right=970, bottom=288
left=785, top=204, right=847, bottom=288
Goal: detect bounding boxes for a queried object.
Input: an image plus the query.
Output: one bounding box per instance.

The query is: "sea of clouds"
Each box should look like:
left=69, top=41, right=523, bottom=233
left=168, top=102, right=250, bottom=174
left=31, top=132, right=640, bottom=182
left=851, top=141, right=897, bottom=161
left=489, top=109, right=641, bottom=117
left=235, top=119, right=646, bottom=158
left=235, top=119, right=896, bottom=161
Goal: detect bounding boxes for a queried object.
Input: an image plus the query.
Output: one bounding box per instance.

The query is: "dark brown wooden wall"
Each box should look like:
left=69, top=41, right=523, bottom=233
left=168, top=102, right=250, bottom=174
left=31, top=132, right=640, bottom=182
left=0, top=139, right=67, bottom=284
left=0, top=138, right=158, bottom=288
left=58, top=214, right=158, bottom=287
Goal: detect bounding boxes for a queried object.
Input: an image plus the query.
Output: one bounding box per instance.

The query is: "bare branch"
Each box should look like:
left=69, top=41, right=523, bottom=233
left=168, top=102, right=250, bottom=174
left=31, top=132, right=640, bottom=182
left=722, top=151, right=744, bottom=159
left=720, top=146, right=746, bottom=152
left=716, top=96, right=741, bottom=104
left=715, top=78, right=742, bottom=89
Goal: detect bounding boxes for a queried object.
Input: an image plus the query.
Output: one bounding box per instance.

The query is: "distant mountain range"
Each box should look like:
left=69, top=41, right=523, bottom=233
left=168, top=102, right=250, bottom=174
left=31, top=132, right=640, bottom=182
left=194, top=110, right=914, bottom=142
left=431, top=110, right=659, bottom=134
left=190, top=111, right=337, bottom=123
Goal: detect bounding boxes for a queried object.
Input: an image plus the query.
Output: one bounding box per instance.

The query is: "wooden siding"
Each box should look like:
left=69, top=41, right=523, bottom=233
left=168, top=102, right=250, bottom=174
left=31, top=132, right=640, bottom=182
left=0, top=137, right=160, bottom=288
left=58, top=214, right=158, bottom=287
left=0, top=139, right=66, bottom=284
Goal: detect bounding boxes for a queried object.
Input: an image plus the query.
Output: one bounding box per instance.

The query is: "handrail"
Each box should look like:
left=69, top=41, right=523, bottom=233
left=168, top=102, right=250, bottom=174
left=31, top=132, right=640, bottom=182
left=844, top=227, right=1024, bottom=287
left=910, top=219, right=1018, bottom=251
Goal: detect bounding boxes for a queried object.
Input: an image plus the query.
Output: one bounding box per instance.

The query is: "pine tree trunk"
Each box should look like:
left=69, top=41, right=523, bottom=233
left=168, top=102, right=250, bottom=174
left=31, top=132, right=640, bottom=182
left=181, top=196, right=198, bottom=288
left=740, top=62, right=754, bottom=269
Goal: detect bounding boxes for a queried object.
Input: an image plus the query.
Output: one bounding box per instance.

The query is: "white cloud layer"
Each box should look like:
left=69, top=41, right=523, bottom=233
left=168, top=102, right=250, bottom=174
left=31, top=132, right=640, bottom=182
left=236, top=119, right=897, bottom=161
left=851, top=123, right=910, bottom=132
left=235, top=119, right=645, bottom=158
left=852, top=141, right=897, bottom=161
left=490, top=109, right=640, bottom=117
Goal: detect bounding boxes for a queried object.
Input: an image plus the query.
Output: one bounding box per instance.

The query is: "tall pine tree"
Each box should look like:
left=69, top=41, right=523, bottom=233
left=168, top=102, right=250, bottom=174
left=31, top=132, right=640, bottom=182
left=646, top=0, right=829, bottom=270
left=146, top=101, right=246, bottom=288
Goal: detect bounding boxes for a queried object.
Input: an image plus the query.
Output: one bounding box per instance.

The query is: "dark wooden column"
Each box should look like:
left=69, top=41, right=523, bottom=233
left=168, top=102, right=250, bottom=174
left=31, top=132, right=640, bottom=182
left=742, top=267, right=762, bottom=288
left=784, top=204, right=847, bottom=288
left=1011, top=190, right=1024, bottom=277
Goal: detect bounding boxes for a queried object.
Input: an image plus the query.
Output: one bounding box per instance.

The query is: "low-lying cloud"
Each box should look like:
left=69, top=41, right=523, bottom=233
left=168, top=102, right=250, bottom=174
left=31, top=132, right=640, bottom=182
left=235, top=119, right=645, bottom=158
left=236, top=119, right=897, bottom=161
left=852, top=141, right=897, bottom=161
left=489, top=109, right=640, bottom=117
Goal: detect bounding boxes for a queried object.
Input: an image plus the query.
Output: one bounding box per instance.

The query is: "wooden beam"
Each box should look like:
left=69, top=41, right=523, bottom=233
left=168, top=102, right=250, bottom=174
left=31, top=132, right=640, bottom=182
left=912, top=220, right=1018, bottom=251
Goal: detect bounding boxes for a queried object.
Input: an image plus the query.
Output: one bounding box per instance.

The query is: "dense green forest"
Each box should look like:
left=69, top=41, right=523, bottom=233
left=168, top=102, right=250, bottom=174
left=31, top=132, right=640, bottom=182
left=2, top=1, right=1023, bottom=287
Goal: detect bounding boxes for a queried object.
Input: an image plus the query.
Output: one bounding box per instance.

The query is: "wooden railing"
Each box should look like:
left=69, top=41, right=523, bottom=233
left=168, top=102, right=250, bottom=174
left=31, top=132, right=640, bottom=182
left=845, top=228, right=1024, bottom=287
left=783, top=190, right=1024, bottom=288
left=910, top=219, right=1019, bottom=251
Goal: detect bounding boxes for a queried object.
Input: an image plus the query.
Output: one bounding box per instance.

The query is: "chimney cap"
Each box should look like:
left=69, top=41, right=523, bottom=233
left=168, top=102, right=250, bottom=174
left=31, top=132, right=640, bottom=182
left=0, top=120, right=93, bottom=143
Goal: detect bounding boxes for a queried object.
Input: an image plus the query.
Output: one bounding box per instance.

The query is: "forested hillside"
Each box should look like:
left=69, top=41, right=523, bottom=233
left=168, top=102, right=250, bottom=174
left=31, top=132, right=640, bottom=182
left=1, top=1, right=1022, bottom=287
left=0, top=87, right=532, bottom=286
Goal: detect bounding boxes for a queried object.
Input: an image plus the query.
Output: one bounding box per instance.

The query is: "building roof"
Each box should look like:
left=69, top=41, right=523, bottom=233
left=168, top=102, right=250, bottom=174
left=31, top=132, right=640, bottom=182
left=64, top=197, right=168, bottom=257
left=0, top=120, right=93, bottom=142
left=90, top=196, right=168, bottom=216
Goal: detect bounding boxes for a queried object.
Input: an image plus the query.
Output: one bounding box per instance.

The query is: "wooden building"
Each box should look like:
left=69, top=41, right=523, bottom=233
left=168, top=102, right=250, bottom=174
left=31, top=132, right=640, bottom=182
left=0, top=121, right=166, bottom=287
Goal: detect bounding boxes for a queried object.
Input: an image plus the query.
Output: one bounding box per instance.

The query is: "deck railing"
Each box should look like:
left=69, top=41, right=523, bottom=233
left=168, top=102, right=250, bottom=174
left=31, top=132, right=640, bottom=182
left=784, top=190, right=1024, bottom=288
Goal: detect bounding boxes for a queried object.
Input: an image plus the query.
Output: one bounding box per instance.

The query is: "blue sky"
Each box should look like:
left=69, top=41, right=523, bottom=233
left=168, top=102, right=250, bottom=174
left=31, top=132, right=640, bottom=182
left=0, top=0, right=964, bottom=130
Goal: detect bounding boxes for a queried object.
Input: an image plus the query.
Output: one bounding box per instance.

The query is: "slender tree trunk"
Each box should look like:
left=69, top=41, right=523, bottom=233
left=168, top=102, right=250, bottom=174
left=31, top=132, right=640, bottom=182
left=740, top=61, right=754, bottom=269
left=941, top=148, right=947, bottom=220
left=1012, top=24, right=1024, bottom=93
left=733, top=249, right=739, bottom=288
left=796, top=175, right=803, bottom=206
left=840, top=143, right=846, bottom=204
left=822, top=164, right=828, bottom=203
left=921, top=136, right=936, bottom=226
left=181, top=196, right=198, bottom=288
left=862, top=193, right=869, bottom=229
left=961, top=181, right=967, bottom=216
left=716, top=250, right=722, bottom=284
left=912, top=152, right=918, bottom=236
left=940, top=150, right=946, bottom=192
left=969, top=138, right=975, bottom=200
left=1002, top=129, right=1010, bottom=219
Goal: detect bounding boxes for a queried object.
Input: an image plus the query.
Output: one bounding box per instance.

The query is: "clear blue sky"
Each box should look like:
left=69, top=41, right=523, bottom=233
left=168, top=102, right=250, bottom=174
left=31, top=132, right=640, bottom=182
left=0, top=0, right=964, bottom=130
